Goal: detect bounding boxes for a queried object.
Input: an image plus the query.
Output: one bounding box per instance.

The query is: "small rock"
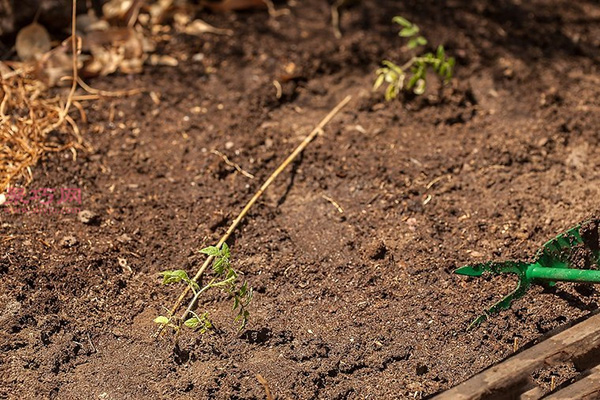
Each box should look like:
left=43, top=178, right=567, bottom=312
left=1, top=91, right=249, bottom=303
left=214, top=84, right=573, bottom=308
left=59, top=235, right=78, bottom=248
left=149, top=54, right=179, bottom=67
left=406, top=217, right=418, bottom=231
left=365, top=239, right=387, bottom=260
left=78, top=210, right=99, bottom=225
left=117, top=234, right=132, bottom=244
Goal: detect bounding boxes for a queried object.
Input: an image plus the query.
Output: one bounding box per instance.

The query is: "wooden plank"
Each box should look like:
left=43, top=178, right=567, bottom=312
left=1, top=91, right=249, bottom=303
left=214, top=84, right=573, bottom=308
left=544, top=365, right=600, bottom=400
left=431, top=313, right=600, bottom=400
left=519, top=385, right=544, bottom=400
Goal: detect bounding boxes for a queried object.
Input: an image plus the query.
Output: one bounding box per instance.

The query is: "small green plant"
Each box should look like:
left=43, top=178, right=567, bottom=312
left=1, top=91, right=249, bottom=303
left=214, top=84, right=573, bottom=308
left=154, top=243, right=253, bottom=334
left=374, top=16, right=455, bottom=101
left=393, top=16, right=427, bottom=49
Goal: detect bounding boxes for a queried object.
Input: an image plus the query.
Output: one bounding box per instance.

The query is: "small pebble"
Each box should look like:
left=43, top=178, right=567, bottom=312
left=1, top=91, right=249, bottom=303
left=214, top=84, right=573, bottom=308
left=59, top=235, right=78, bottom=248
left=78, top=210, right=99, bottom=225
left=365, top=239, right=387, bottom=260
left=117, top=234, right=132, bottom=244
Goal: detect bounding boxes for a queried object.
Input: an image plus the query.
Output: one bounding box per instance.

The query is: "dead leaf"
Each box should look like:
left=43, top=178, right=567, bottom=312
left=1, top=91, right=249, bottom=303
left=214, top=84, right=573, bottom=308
left=16, top=22, right=51, bottom=62
left=35, top=44, right=74, bottom=87
left=203, top=0, right=267, bottom=13
left=184, top=19, right=233, bottom=36
left=77, top=11, right=110, bottom=33
left=102, top=0, right=134, bottom=19
left=82, top=27, right=146, bottom=76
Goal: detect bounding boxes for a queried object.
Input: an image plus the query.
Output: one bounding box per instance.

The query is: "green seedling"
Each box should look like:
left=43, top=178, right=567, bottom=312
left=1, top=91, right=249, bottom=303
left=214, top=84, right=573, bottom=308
left=155, top=243, right=253, bottom=334
left=393, top=16, right=428, bottom=49
left=456, top=220, right=600, bottom=329
left=374, top=16, right=455, bottom=100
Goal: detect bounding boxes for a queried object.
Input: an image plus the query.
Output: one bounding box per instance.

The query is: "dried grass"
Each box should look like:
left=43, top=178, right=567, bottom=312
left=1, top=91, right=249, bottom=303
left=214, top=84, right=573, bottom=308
left=0, top=62, right=86, bottom=192
left=0, top=0, right=86, bottom=193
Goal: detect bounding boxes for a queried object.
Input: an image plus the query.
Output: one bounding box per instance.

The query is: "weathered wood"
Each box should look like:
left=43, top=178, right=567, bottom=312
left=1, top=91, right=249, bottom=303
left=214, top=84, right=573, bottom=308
left=544, top=365, right=600, bottom=400
left=432, top=313, right=600, bottom=400
left=519, top=384, right=544, bottom=400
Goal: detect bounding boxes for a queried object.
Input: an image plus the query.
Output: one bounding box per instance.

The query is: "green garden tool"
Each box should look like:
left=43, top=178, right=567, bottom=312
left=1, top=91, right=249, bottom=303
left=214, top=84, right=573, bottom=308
left=456, top=220, right=600, bottom=329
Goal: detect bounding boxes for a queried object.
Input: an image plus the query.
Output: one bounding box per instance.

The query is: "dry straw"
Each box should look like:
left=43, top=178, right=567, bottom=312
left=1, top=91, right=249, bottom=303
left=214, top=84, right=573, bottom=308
left=0, top=1, right=83, bottom=192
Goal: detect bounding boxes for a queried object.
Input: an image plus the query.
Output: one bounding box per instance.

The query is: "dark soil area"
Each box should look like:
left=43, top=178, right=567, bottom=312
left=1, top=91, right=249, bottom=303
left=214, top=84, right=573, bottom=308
left=3, top=0, right=600, bottom=398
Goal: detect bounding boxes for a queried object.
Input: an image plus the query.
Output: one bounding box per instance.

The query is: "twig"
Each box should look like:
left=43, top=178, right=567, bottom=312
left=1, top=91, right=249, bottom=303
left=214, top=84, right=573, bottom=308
left=256, top=374, right=275, bottom=400
left=210, top=149, right=255, bottom=179
left=87, top=332, right=97, bottom=353
left=77, top=77, right=143, bottom=98
left=273, top=80, right=282, bottom=100
left=331, top=0, right=345, bottom=39
left=322, top=194, right=344, bottom=213
left=155, top=95, right=352, bottom=337
left=58, top=0, right=78, bottom=126
left=263, top=0, right=289, bottom=17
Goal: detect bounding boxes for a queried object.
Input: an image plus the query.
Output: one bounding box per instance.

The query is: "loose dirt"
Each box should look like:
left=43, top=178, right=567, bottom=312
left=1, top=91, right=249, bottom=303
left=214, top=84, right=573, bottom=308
left=2, top=0, right=600, bottom=398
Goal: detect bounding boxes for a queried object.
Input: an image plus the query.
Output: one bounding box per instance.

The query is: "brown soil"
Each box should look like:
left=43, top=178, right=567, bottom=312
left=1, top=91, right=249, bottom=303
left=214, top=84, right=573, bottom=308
left=3, top=0, right=600, bottom=399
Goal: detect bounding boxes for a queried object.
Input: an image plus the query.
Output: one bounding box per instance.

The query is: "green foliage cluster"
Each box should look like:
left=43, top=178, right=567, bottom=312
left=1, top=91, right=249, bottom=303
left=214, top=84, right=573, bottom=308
left=155, top=243, right=253, bottom=334
left=374, top=16, right=455, bottom=101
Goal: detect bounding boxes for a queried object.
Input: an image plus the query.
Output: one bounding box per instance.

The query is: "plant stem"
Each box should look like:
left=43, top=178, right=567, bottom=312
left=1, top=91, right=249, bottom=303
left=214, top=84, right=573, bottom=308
left=180, top=279, right=215, bottom=325
left=154, top=95, right=352, bottom=337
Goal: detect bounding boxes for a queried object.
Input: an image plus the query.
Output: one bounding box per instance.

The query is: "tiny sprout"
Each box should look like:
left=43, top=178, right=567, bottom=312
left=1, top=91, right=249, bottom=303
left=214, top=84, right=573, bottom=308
left=155, top=242, right=253, bottom=334
left=154, top=316, right=170, bottom=325
left=392, top=16, right=428, bottom=49
left=374, top=16, right=455, bottom=101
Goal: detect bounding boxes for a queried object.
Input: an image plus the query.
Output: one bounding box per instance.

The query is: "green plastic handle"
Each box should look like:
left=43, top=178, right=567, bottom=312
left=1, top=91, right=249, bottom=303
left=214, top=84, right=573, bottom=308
left=528, top=265, right=600, bottom=283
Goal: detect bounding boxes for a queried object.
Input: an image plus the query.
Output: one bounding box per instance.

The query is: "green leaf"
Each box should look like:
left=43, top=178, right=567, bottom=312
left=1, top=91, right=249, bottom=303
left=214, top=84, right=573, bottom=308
left=235, top=310, right=250, bottom=330
left=160, top=270, right=189, bottom=285
left=408, top=36, right=427, bottom=49
left=373, top=73, right=385, bottom=90
left=385, top=84, right=396, bottom=101
left=213, top=257, right=227, bottom=275
left=414, top=79, right=426, bottom=95
left=239, top=282, right=248, bottom=297
left=184, top=316, right=200, bottom=328
left=221, top=242, right=230, bottom=258
left=184, top=312, right=212, bottom=332
left=436, top=45, right=445, bottom=60
left=439, top=64, right=447, bottom=78
left=445, top=58, right=455, bottom=80
left=392, top=16, right=412, bottom=28
left=399, top=25, right=419, bottom=38
left=200, top=246, right=220, bottom=256
left=382, top=60, right=403, bottom=75
left=407, top=73, right=420, bottom=90
left=226, top=268, right=237, bottom=280
left=154, top=316, right=170, bottom=324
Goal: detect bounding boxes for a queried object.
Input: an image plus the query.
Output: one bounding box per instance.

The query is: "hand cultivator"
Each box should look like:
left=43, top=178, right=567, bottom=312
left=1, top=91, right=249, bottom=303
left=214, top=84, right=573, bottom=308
left=456, top=220, right=600, bottom=328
